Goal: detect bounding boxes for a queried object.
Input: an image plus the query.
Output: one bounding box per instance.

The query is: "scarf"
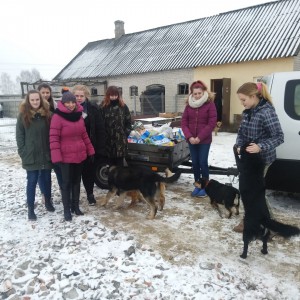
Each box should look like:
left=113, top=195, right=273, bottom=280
left=54, top=108, right=82, bottom=122
left=188, top=91, right=208, bottom=108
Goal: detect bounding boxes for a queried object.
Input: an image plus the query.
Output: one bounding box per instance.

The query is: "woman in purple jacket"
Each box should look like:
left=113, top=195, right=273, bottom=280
left=50, top=92, right=95, bottom=221
left=181, top=80, right=217, bottom=197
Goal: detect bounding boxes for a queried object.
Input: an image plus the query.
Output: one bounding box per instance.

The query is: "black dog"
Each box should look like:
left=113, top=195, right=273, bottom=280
left=101, top=165, right=181, bottom=219
left=199, top=179, right=240, bottom=218
left=234, top=145, right=300, bottom=259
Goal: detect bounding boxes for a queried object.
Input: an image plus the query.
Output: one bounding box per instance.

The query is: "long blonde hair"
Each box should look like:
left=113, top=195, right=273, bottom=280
left=72, top=85, right=91, bottom=99
left=237, top=82, right=273, bottom=105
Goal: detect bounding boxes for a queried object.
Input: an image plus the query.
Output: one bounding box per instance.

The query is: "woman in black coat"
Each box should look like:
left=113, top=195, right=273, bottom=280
left=73, top=85, right=106, bottom=205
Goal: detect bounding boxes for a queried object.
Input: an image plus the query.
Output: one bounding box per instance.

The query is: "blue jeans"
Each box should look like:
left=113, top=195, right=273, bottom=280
left=38, top=164, right=62, bottom=194
left=188, top=143, right=211, bottom=182
left=27, top=169, right=51, bottom=206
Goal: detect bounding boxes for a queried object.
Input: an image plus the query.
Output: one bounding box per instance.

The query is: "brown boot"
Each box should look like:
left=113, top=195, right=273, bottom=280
left=233, top=219, right=244, bottom=233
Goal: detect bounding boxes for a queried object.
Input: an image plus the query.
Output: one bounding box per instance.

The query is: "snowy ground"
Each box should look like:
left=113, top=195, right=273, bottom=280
left=0, top=124, right=299, bottom=299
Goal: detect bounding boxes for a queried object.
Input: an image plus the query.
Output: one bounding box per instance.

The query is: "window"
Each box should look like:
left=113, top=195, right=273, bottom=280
left=91, top=87, right=98, bottom=95
left=130, top=85, right=138, bottom=96
left=178, top=83, right=189, bottom=95
left=284, top=80, right=300, bottom=120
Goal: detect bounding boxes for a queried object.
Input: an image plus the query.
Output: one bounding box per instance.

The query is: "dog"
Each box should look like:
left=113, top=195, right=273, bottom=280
left=101, top=165, right=180, bottom=219
left=214, top=121, right=222, bottom=136
left=234, top=144, right=300, bottom=259
left=121, top=168, right=173, bottom=209
left=125, top=182, right=166, bottom=210
left=198, top=179, right=240, bottom=218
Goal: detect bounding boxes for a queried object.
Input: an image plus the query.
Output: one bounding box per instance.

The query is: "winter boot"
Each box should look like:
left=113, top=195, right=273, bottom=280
left=28, top=205, right=37, bottom=221
left=61, top=188, right=72, bottom=221
left=45, top=198, right=55, bottom=212
left=87, top=194, right=96, bottom=206
left=71, top=183, right=84, bottom=216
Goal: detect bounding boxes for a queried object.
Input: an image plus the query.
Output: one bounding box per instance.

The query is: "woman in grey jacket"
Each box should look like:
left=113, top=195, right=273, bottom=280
left=16, top=90, right=55, bottom=221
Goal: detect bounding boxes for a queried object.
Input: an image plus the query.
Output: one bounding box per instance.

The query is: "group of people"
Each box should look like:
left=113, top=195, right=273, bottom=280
left=16, top=84, right=131, bottom=221
left=16, top=79, right=284, bottom=231
left=181, top=80, right=283, bottom=232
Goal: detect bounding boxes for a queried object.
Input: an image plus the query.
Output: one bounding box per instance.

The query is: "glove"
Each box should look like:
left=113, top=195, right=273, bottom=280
left=88, top=155, right=95, bottom=164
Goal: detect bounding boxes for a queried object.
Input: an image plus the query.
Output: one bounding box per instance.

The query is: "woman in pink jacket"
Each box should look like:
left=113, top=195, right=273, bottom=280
left=181, top=80, right=217, bottom=197
left=50, top=92, right=95, bottom=221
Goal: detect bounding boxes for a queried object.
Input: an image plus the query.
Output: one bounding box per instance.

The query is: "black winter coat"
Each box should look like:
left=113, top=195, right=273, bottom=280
left=82, top=100, right=106, bottom=157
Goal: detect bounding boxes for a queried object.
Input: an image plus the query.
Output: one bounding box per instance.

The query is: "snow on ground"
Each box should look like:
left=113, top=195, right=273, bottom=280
left=0, top=119, right=299, bottom=299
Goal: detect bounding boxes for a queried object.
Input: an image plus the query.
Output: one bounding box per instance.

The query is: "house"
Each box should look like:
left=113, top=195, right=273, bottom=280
left=53, top=0, right=300, bottom=130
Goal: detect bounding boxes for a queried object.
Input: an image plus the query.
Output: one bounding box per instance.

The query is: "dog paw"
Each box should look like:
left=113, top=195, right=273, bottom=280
left=100, top=201, right=107, bottom=207
left=261, top=249, right=268, bottom=255
left=240, top=253, right=247, bottom=259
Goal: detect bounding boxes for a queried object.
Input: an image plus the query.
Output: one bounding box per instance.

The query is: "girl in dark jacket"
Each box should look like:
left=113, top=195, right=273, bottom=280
left=16, top=90, right=55, bottom=220
left=100, top=86, right=132, bottom=167
left=50, top=92, right=95, bottom=221
left=181, top=80, right=217, bottom=197
left=37, top=83, right=63, bottom=200
left=73, top=85, right=106, bottom=205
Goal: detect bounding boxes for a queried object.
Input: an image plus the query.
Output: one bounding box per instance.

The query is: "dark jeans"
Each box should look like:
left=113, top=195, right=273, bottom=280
left=60, top=162, right=83, bottom=205
left=81, top=158, right=96, bottom=195
left=27, top=169, right=51, bottom=206
left=188, top=143, right=211, bottom=182
left=38, top=164, right=62, bottom=194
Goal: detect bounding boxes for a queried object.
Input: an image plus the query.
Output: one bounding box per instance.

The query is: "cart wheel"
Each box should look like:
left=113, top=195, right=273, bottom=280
left=95, top=161, right=109, bottom=189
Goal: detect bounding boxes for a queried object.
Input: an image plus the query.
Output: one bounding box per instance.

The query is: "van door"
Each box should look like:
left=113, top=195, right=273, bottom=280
left=263, top=71, right=300, bottom=192
left=267, top=72, right=300, bottom=160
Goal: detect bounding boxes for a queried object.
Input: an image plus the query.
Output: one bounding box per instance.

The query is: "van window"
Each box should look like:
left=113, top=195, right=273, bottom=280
left=284, top=80, right=300, bottom=120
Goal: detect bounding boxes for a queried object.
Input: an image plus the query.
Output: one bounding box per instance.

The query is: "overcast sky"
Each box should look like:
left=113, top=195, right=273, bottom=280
left=0, top=0, right=275, bottom=81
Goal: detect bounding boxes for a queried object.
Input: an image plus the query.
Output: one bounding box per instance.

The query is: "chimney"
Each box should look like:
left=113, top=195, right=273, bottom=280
left=114, top=20, right=125, bottom=39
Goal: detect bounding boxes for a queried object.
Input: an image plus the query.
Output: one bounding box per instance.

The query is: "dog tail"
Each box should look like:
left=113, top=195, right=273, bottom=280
left=265, top=219, right=300, bottom=238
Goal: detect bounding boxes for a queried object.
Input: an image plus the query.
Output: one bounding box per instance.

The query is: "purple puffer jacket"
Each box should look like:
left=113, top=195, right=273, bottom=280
left=181, top=101, right=217, bottom=144
left=50, top=101, right=95, bottom=164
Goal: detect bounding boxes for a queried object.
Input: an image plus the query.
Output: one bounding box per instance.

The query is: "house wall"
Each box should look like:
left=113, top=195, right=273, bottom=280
left=106, top=69, right=194, bottom=115
left=194, top=57, right=294, bottom=124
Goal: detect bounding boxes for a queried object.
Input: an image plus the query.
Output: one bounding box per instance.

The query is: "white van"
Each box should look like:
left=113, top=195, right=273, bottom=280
left=261, top=71, right=300, bottom=193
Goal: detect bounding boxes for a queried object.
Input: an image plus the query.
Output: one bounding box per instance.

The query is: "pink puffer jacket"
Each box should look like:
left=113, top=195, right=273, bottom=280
left=181, top=101, right=217, bottom=144
left=50, top=101, right=95, bottom=163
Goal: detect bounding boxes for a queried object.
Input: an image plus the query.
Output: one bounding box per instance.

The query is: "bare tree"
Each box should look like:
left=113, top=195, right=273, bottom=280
left=0, top=72, right=17, bottom=94
left=16, top=68, right=42, bottom=93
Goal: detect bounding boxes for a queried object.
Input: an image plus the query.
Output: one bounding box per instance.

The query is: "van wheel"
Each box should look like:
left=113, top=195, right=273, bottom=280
left=95, top=161, right=109, bottom=189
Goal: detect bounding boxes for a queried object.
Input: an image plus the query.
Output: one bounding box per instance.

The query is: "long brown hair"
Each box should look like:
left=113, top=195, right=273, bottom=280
left=19, top=90, right=51, bottom=127
left=102, top=86, right=125, bottom=107
left=37, top=83, right=56, bottom=111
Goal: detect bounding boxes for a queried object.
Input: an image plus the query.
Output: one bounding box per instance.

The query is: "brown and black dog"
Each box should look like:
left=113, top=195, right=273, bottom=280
left=234, top=144, right=300, bottom=259
left=197, top=179, right=240, bottom=218
left=101, top=165, right=180, bottom=219
left=125, top=168, right=173, bottom=209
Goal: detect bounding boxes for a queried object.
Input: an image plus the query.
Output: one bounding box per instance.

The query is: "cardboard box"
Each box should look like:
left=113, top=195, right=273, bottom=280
left=159, top=112, right=180, bottom=118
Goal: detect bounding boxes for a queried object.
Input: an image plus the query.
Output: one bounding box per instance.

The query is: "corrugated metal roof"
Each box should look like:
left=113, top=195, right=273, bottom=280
left=54, top=0, right=300, bottom=80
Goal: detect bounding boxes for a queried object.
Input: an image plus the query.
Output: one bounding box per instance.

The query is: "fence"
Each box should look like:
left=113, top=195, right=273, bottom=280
left=0, top=118, right=17, bottom=150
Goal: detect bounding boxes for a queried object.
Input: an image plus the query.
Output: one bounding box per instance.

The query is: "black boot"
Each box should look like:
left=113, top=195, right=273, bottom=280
left=87, top=194, right=96, bottom=206
left=61, top=188, right=72, bottom=221
left=72, top=183, right=84, bottom=216
left=28, top=205, right=37, bottom=221
left=45, top=198, right=55, bottom=212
